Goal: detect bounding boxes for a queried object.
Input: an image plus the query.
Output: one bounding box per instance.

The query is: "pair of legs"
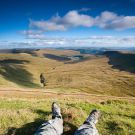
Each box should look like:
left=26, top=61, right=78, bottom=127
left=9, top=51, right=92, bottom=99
left=34, top=102, right=100, bottom=135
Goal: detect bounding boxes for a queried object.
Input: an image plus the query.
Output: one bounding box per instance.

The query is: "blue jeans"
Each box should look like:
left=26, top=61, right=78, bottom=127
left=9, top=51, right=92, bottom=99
left=34, top=118, right=99, bottom=135
left=74, top=122, right=99, bottom=135
left=34, top=117, right=63, bottom=135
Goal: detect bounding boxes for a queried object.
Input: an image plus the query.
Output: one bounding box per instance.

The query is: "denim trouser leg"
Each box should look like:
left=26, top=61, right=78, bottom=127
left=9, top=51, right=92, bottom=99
left=74, top=123, right=99, bottom=135
left=34, top=117, right=63, bottom=135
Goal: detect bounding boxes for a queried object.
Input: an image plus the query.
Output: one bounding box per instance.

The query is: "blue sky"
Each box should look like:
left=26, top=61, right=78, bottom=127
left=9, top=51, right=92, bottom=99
left=0, top=0, right=135, bottom=48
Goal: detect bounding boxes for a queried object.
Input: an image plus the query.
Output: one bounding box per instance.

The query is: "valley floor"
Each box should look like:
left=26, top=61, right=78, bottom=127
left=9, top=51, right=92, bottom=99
left=0, top=49, right=135, bottom=97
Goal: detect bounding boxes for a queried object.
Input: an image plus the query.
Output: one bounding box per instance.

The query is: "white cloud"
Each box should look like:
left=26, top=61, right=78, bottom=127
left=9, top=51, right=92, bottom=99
left=95, top=11, right=135, bottom=30
left=95, top=11, right=118, bottom=28
left=30, top=19, right=66, bottom=31
left=30, top=10, right=94, bottom=31
left=105, top=16, right=135, bottom=30
left=29, top=10, right=135, bottom=31
left=37, top=36, right=135, bottom=47
left=63, top=10, right=94, bottom=27
left=1, top=36, right=135, bottom=48
left=21, top=30, right=45, bottom=39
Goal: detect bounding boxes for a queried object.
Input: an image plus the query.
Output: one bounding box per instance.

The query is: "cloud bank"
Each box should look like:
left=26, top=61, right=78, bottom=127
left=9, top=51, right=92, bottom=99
left=1, top=36, right=135, bottom=49
left=30, top=10, right=135, bottom=31
left=21, top=30, right=45, bottom=39
left=15, top=10, right=135, bottom=48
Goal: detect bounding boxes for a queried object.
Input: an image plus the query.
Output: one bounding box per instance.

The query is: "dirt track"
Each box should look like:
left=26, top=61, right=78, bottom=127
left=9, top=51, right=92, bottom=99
left=0, top=87, right=135, bottom=103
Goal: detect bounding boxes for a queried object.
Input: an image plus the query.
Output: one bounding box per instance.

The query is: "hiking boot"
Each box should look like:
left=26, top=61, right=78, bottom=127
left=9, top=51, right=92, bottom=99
left=84, top=109, right=101, bottom=125
left=52, top=102, right=62, bottom=119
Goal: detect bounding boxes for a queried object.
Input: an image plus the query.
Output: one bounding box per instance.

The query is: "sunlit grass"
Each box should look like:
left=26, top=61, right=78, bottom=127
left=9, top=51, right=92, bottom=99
left=0, top=98, right=135, bottom=135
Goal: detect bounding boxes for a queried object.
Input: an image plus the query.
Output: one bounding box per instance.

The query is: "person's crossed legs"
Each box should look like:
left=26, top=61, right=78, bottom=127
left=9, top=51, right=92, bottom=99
left=34, top=102, right=100, bottom=135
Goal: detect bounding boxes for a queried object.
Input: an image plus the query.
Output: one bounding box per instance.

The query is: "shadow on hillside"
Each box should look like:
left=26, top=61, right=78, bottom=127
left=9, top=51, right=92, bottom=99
left=44, top=54, right=71, bottom=61
left=44, top=53, right=91, bottom=64
left=6, top=109, right=77, bottom=135
left=6, top=109, right=51, bottom=135
left=12, top=49, right=39, bottom=57
left=6, top=118, right=45, bottom=135
left=0, top=59, right=39, bottom=88
left=105, top=51, right=135, bottom=73
left=0, top=59, right=29, bottom=64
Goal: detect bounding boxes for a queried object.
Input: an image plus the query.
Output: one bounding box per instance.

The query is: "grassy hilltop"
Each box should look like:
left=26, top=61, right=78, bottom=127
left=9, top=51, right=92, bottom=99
left=0, top=49, right=135, bottom=135
left=0, top=98, right=135, bottom=135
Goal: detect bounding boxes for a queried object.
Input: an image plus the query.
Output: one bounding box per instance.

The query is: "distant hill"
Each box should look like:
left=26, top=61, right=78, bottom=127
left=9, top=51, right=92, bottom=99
left=104, top=51, right=135, bottom=73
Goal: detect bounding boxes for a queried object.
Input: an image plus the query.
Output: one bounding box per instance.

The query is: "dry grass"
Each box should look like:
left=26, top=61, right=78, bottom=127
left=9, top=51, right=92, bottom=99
left=0, top=49, right=135, bottom=96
